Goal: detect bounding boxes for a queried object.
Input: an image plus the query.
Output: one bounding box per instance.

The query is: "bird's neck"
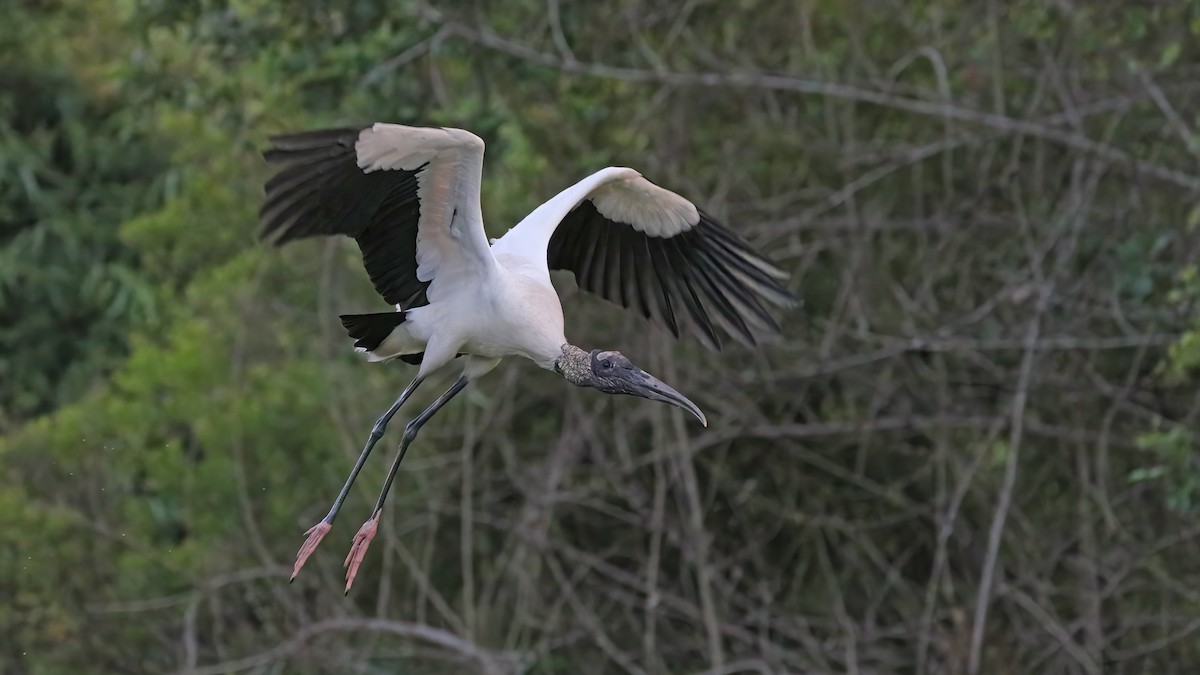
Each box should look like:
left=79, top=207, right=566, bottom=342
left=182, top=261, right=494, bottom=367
left=554, top=344, right=592, bottom=386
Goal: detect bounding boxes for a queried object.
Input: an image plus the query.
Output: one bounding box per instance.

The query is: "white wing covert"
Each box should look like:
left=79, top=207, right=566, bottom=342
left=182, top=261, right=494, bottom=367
left=493, top=167, right=798, bottom=350
left=259, top=123, right=494, bottom=308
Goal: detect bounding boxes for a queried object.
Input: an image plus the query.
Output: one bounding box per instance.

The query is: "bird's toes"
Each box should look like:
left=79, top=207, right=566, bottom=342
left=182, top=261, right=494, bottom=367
left=291, top=520, right=332, bottom=581
left=343, top=509, right=382, bottom=593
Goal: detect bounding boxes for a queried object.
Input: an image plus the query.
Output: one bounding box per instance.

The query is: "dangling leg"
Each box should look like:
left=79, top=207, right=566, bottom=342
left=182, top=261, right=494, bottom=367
left=343, top=375, right=470, bottom=592
left=291, top=375, right=425, bottom=581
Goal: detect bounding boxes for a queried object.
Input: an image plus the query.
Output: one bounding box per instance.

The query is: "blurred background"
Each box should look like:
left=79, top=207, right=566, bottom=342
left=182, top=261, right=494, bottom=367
left=2, top=1, right=1199, bottom=673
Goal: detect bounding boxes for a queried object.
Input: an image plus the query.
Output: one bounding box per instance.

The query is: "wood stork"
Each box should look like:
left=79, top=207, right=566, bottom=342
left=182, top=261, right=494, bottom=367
left=259, top=123, right=797, bottom=591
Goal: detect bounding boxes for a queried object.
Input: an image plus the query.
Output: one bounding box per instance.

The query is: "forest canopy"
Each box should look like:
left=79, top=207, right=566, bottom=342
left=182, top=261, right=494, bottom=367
left=2, top=1, right=1199, bottom=673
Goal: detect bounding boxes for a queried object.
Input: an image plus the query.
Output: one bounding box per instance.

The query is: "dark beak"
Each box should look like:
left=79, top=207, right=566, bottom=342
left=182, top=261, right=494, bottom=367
left=627, top=371, right=708, bottom=427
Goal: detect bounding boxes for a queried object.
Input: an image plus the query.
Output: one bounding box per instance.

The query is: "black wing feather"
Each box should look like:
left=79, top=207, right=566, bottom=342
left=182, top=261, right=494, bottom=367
left=692, top=245, right=779, bottom=333
left=644, top=240, right=682, bottom=337
left=259, top=127, right=431, bottom=309
left=547, top=200, right=797, bottom=350
left=675, top=240, right=756, bottom=345
left=661, top=237, right=719, bottom=349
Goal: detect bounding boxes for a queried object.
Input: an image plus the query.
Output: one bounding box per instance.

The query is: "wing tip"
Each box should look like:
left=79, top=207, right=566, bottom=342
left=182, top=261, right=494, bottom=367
left=771, top=286, right=803, bottom=309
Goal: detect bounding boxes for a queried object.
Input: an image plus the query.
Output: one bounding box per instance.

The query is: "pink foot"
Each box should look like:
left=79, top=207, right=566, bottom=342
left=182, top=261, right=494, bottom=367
left=343, top=509, right=382, bottom=593
left=291, top=521, right=332, bottom=582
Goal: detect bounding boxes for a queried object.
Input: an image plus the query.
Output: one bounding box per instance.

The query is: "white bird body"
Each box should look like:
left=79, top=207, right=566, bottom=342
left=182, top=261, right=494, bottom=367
left=258, top=122, right=797, bottom=589
left=343, top=124, right=588, bottom=375
left=324, top=126, right=727, bottom=378
left=388, top=259, right=568, bottom=373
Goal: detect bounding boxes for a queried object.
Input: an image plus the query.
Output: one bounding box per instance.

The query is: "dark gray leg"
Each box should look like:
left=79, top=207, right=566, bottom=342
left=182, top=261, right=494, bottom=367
left=343, top=375, right=470, bottom=592
left=290, top=374, right=425, bottom=581
left=326, top=375, right=426, bottom=523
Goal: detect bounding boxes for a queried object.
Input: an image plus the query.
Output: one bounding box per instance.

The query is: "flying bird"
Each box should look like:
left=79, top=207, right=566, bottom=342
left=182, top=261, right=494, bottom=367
left=259, top=123, right=797, bottom=591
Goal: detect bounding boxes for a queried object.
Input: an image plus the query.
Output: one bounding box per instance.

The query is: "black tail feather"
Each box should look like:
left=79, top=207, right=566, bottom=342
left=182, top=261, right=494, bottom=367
left=339, top=312, right=406, bottom=352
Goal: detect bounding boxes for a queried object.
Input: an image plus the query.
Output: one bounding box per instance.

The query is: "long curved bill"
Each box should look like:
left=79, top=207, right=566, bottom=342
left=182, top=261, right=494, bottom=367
left=629, top=371, right=708, bottom=427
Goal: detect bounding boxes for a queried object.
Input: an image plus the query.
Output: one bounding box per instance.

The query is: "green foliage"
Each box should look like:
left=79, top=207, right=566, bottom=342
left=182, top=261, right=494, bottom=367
left=0, top=56, right=168, bottom=427
left=1131, top=427, right=1199, bottom=513
left=3, top=0, right=1200, bottom=672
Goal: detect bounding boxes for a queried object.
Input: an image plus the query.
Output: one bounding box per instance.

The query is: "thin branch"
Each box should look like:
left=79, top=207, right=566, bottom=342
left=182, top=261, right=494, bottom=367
left=172, top=618, right=516, bottom=675
left=1137, top=69, right=1200, bottom=159
left=966, top=263, right=1051, bottom=674
left=360, top=26, right=452, bottom=86
left=442, top=23, right=1200, bottom=191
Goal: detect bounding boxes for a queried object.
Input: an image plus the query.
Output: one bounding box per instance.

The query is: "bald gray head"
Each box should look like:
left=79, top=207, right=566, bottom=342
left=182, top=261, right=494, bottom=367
left=555, top=344, right=707, bottom=426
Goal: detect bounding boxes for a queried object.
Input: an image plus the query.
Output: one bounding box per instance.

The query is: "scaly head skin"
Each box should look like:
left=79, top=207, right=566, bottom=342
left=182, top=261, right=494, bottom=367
left=555, top=344, right=707, bottom=426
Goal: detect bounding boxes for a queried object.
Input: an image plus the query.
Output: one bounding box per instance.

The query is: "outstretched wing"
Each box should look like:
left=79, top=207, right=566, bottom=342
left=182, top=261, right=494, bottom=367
left=492, top=167, right=797, bottom=350
left=259, top=123, right=495, bottom=308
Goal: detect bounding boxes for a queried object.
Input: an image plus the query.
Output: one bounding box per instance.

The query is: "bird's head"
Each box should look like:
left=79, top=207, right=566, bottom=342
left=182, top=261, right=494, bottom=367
left=555, top=345, right=707, bottom=426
